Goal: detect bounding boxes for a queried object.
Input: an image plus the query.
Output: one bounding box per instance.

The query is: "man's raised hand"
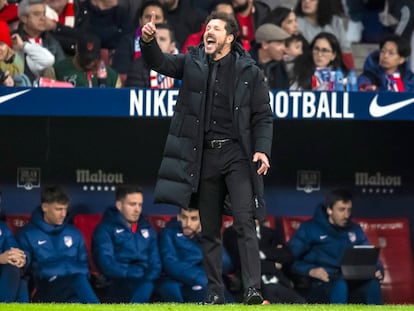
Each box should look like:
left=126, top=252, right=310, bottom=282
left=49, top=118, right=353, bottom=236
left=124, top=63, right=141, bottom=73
left=141, top=11, right=157, bottom=42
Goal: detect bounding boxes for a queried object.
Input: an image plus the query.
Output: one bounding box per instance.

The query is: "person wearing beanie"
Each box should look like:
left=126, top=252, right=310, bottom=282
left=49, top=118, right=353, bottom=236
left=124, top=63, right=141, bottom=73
left=53, top=32, right=121, bottom=87
left=253, top=23, right=290, bottom=90
left=43, top=0, right=90, bottom=56
left=0, top=20, right=24, bottom=76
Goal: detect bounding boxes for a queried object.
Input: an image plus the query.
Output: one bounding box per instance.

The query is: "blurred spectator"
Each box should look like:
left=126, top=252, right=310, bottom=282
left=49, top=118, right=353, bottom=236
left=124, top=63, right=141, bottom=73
left=295, top=0, right=354, bottom=69
left=253, top=23, right=290, bottom=89
left=0, top=20, right=24, bottom=76
left=158, top=0, right=206, bottom=50
left=290, top=32, right=349, bottom=90
left=181, top=0, right=251, bottom=53
left=118, top=0, right=143, bottom=25
left=15, top=0, right=65, bottom=81
left=224, top=220, right=306, bottom=304
left=288, top=188, right=383, bottom=304
left=16, top=185, right=99, bottom=303
left=92, top=185, right=161, bottom=303
left=262, top=6, right=299, bottom=35
left=284, top=33, right=309, bottom=82
left=156, top=207, right=233, bottom=303
left=125, top=23, right=178, bottom=88
left=0, top=69, right=14, bottom=85
left=54, top=32, right=121, bottom=87
left=358, top=34, right=414, bottom=92
left=0, top=221, right=28, bottom=302
left=43, top=0, right=90, bottom=56
left=0, top=0, right=19, bottom=30
left=366, top=0, right=414, bottom=72
left=81, top=0, right=133, bottom=50
left=231, top=0, right=270, bottom=50
left=112, top=0, right=167, bottom=80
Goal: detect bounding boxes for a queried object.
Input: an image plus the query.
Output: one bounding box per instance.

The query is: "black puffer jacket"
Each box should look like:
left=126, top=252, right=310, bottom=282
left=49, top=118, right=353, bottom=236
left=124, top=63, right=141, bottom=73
left=140, top=39, right=273, bottom=220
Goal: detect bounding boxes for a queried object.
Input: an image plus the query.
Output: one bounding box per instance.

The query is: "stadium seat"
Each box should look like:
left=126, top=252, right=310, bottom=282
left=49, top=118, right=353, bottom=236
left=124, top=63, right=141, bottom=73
left=73, top=213, right=103, bottom=275
left=5, top=214, right=31, bottom=234
left=280, top=216, right=310, bottom=243
left=146, top=214, right=174, bottom=233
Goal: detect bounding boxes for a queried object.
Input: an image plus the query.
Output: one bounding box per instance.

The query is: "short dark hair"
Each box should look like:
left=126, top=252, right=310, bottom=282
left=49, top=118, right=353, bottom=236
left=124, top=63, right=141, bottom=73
left=325, top=188, right=353, bottom=210
left=115, top=185, right=143, bottom=201
left=263, top=6, right=292, bottom=26
left=137, top=0, right=166, bottom=21
left=156, top=22, right=175, bottom=42
left=205, top=11, right=239, bottom=42
left=41, top=185, right=70, bottom=205
left=380, top=34, right=411, bottom=58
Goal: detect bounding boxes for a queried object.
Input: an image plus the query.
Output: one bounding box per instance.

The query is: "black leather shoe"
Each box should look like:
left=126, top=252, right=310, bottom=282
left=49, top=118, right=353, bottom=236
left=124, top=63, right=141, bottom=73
left=200, top=293, right=225, bottom=305
left=244, top=287, right=263, bottom=305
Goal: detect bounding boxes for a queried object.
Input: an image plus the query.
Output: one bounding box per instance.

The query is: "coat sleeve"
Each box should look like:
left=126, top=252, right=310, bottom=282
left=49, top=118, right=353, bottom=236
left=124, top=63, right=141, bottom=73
left=92, top=225, right=145, bottom=279
left=143, top=229, right=162, bottom=281
left=71, top=229, right=90, bottom=275
left=15, top=228, right=33, bottom=270
left=250, top=67, right=273, bottom=157
left=139, top=38, right=185, bottom=80
left=159, top=228, right=205, bottom=285
left=22, top=42, right=55, bottom=73
left=287, top=223, right=316, bottom=276
left=1, top=222, right=19, bottom=250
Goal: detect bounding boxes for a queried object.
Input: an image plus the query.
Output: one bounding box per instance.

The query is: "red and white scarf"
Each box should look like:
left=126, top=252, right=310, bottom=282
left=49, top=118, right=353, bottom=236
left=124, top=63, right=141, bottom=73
left=386, top=72, right=405, bottom=92
left=149, top=48, right=178, bottom=89
left=58, top=0, right=75, bottom=27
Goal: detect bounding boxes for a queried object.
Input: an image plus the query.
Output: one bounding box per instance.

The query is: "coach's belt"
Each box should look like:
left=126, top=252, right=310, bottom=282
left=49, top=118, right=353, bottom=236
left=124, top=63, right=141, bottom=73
left=204, top=139, right=232, bottom=149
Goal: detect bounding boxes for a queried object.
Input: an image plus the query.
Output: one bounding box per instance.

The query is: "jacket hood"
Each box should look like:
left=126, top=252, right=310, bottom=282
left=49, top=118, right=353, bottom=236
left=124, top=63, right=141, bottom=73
left=313, top=204, right=353, bottom=234
left=364, top=49, right=411, bottom=77
left=101, top=205, right=150, bottom=229
left=30, top=205, right=68, bottom=234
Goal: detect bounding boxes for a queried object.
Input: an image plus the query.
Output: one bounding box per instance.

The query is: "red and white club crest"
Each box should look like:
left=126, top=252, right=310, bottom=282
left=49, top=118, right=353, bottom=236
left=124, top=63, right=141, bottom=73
left=64, top=236, right=73, bottom=247
left=348, top=232, right=356, bottom=243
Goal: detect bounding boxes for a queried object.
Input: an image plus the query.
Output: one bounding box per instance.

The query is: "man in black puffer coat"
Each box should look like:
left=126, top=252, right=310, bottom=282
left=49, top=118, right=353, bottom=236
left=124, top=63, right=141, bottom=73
left=140, top=11, right=273, bottom=305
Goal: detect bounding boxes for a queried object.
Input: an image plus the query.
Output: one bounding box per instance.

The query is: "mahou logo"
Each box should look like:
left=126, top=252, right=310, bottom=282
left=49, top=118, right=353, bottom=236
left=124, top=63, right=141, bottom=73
left=76, top=169, right=124, bottom=191
left=354, top=171, right=402, bottom=194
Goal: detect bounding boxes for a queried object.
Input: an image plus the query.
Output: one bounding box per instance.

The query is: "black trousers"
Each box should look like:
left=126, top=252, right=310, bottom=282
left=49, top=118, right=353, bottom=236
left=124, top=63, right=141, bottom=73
left=194, top=142, right=261, bottom=296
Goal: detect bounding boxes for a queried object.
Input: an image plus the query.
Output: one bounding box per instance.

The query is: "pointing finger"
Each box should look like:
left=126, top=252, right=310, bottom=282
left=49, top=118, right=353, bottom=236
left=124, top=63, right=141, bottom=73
left=151, top=11, right=156, bottom=25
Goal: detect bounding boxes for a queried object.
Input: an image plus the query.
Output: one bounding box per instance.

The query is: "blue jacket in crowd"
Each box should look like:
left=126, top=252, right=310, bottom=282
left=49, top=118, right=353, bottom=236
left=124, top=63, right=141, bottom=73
left=16, top=206, right=90, bottom=280
left=159, top=217, right=232, bottom=287
left=0, top=221, right=19, bottom=252
left=288, top=204, right=382, bottom=278
left=92, top=206, right=161, bottom=281
left=358, top=50, right=414, bottom=92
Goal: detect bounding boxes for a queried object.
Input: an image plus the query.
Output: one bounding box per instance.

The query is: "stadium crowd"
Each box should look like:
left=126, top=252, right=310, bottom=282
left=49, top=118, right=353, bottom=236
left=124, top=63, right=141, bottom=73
left=0, top=0, right=412, bottom=91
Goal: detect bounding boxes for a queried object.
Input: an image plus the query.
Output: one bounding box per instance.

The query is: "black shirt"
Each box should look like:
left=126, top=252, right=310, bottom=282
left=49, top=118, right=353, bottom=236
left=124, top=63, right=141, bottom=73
left=205, top=52, right=236, bottom=140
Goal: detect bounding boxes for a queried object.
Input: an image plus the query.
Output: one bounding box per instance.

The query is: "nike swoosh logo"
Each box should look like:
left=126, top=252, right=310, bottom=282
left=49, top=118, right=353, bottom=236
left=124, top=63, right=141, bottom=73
left=0, top=89, right=31, bottom=104
left=116, top=229, right=124, bottom=234
left=320, top=235, right=327, bottom=240
left=369, top=95, right=414, bottom=117
left=38, top=240, right=47, bottom=245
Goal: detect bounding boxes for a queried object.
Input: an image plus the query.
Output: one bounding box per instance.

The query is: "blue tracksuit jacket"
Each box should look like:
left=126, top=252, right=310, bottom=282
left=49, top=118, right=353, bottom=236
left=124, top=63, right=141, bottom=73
left=288, top=205, right=382, bottom=278
left=0, top=221, right=19, bottom=252
left=16, top=206, right=89, bottom=279
left=159, top=217, right=232, bottom=286
left=91, top=206, right=161, bottom=281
